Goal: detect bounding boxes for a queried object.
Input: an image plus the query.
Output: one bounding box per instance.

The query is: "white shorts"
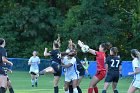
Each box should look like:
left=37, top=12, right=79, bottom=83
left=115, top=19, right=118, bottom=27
left=65, top=74, right=79, bottom=82
left=29, top=67, right=39, bottom=74
left=132, top=80, right=140, bottom=89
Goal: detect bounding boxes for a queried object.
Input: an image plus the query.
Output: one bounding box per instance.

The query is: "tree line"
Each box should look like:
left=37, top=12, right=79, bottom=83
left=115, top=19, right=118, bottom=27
left=0, top=0, right=140, bottom=60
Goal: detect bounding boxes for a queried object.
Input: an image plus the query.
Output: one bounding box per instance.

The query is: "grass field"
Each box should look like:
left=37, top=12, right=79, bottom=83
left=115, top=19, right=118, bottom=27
left=6, top=71, right=139, bottom=93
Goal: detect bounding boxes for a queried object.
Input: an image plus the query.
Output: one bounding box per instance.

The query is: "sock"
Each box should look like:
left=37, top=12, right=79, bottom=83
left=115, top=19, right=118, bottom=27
left=65, top=90, right=69, bottom=93
left=31, top=79, right=35, bottom=85
left=9, top=87, right=14, bottom=93
left=102, top=90, right=106, bottom=93
left=35, top=78, right=38, bottom=83
left=88, top=88, right=93, bottom=93
left=94, top=87, right=98, bottom=93
left=69, top=85, right=73, bottom=93
left=114, top=90, right=118, bottom=93
left=73, top=88, right=78, bottom=93
left=77, top=86, right=82, bottom=93
left=54, top=86, right=59, bottom=93
left=0, top=87, right=6, bottom=93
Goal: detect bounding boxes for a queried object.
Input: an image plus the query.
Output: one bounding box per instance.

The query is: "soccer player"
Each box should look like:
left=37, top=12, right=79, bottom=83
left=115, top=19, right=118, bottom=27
left=39, top=35, right=62, bottom=93
left=127, top=49, right=140, bottom=93
left=66, top=39, right=83, bottom=93
left=0, top=38, right=13, bottom=93
left=82, top=57, right=91, bottom=79
left=62, top=44, right=79, bottom=93
left=102, top=47, right=121, bottom=93
left=28, top=51, right=40, bottom=87
left=78, top=40, right=111, bottom=93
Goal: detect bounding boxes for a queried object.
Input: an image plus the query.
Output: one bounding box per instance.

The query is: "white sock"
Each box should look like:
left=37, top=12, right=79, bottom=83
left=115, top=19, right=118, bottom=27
left=35, top=78, right=38, bottom=83
left=31, top=79, right=35, bottom=85
left=73, top=88, right=78, bottom=93
left=65, top=90, right=69, bottom=93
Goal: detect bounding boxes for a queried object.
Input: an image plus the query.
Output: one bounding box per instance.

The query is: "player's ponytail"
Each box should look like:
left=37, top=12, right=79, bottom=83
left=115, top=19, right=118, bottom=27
left=101, top=42, right=112, bottom=52
left=110, top=47, right=118, bottom=56
left=131, top=49, right=140, bottom=62
left=0, top=38, right=5, bottom=45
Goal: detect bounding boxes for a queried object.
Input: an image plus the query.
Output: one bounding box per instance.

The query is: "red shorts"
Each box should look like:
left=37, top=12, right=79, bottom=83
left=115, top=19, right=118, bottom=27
left=95, top=70, right=106, bottom=80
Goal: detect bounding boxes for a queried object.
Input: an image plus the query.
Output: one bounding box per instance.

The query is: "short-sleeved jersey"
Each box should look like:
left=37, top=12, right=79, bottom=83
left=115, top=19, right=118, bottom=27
left=96, top=51, right=106, bottom=71
left=0, top=47, right=7, bottom=66
left=50, top=49, right=61, bottom=64
left=63, top=56, right=79, bottom=76
left=0, top=47, right=7, bottom=75
left=28, top=56, right=40, bottom=69
left=83, top=60, right=89, bottom=70
left=75, top=56, right=84, bottom=71
left=132, top=58, right=140, bottom=81
left=106, top=56, right=121, bottom=72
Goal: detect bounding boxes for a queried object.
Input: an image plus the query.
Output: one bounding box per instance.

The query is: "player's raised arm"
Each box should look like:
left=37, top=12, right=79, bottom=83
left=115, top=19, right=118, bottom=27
left=44, top=48, right=51, bottom=56
left=78, top=40, right=96, bottom=55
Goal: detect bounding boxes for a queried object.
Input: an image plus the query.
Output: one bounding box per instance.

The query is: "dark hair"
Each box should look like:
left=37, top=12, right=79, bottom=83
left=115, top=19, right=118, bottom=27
left=53, top=40, right=60, bottom=48
left=131, top=49, right=140, bottom=60
left=0, top=38, right=5, bottom=45
left=110, top=47, right=118, bottom=56
left=100, top=42, right=112, bottom=51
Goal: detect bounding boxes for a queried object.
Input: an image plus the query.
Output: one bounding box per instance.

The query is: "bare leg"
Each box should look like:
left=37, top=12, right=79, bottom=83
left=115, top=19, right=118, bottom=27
left=89, top=76, right=100, bottom=88
left=127, top=83, right=137, bottom=93
left=39, top=67, right=55, bottom=75
left=72, top=79, right=78, bottom=93
left=77, top=76, right=84, bottom=86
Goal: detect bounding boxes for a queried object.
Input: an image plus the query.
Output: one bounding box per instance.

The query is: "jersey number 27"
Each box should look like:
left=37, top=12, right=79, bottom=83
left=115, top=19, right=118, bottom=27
left=111, top=59, right=120, bottom=68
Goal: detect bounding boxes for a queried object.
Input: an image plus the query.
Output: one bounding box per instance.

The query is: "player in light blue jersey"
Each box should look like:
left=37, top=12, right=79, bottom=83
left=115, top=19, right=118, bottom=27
left=28, top=51, right=40, bottom=87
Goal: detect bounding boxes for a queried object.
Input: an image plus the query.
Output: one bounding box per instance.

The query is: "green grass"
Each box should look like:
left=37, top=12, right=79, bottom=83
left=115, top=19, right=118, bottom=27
left=6, top=71, right=139, bottom=93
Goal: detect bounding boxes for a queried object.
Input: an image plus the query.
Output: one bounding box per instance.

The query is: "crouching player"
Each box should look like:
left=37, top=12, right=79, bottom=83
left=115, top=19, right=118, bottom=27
left=62, top=45, right=79, bottom=93
left=102, top=47, right=121, bottom=93
left=28, top=51, right=40, bottom=87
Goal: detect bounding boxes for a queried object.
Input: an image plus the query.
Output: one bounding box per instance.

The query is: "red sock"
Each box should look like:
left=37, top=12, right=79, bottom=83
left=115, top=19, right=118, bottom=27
left=88, top=88, right=93, bottom=93
left=94, top=87, right=98, bottom=93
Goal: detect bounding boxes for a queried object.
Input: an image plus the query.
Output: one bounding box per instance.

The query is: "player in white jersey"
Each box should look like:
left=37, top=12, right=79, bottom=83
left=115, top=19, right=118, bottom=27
left=127, top=49, right=140, bottom=93
left=28, top=51, right=40, bottom=87
left=62, top=43, right=79, bottom=93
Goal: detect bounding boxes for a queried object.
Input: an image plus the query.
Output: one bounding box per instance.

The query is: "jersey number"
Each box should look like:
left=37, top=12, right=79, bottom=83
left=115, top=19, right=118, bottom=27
left=57, top=53, right=61, bottom=59
left=111, top=59, right=120, bottom=67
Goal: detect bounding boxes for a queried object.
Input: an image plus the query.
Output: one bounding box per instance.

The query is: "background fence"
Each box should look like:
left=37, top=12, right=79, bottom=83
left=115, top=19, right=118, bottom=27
left=8, top=58, right=133, bottom=77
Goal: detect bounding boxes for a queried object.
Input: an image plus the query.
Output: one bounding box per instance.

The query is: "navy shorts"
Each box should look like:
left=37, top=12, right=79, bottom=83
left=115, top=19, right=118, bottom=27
left=105, top=71, right=119, bottom=83
left=78, top=68, right=85, bottom=76
left=51, top=62, right=62, bottom=76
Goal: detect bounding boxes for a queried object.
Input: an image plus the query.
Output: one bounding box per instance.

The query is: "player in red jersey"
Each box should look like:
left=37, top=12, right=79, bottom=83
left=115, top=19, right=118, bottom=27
left=78, top=40, right=111, bottom=93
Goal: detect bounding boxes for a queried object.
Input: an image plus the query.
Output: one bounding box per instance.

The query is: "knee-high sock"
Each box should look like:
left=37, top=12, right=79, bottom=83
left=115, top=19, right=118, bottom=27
left=0, top=87, right=6, bottom=93
left=69, top=85, right=73, bottom=93
left=73, top=88, right=78, bottom=93
left=9, top=87, right=14, bottom=93
left=102, top=90, right=106, bottom=93
left=94, top=87, right=98, bottom=93
left=88, top=88, right=93, bottom=93
left=114, top=90, right=118, bottom=93
left=54, top=86, right=59, bottom=93
left=77, top=86, right=82, bottom=93
left=35, top=77, right=38, bottom=83
left=31, top=79, right=35, bottom=85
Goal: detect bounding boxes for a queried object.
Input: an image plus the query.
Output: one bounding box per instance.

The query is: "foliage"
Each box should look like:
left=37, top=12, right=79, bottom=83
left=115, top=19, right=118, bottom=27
left=0, top=0, right=139, bottom=60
